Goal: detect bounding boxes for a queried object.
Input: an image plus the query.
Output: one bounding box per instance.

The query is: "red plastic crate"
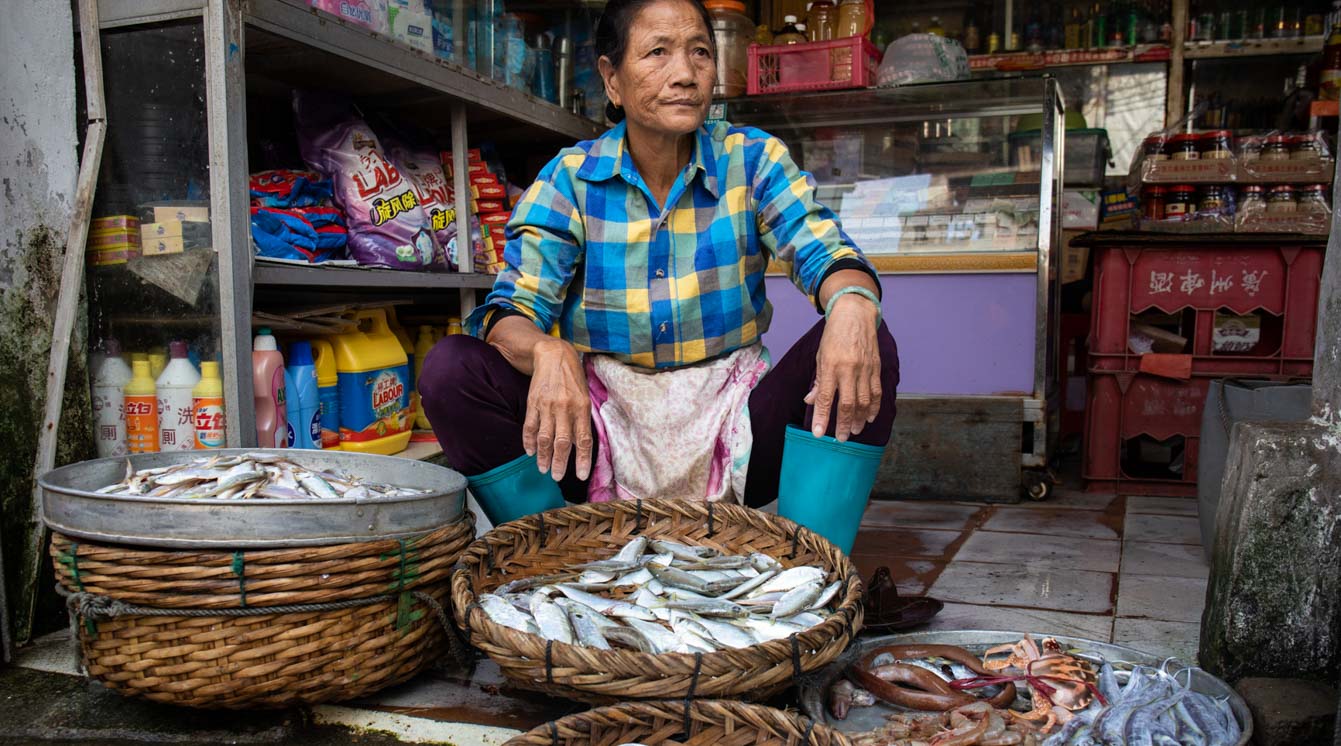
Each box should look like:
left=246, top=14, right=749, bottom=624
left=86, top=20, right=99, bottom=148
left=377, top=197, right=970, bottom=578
left=1088, top=242, right=1323, bottom=379
left=1084, top=372, right=1209, bottom=496
left=747, top=38, right=881, bottom=96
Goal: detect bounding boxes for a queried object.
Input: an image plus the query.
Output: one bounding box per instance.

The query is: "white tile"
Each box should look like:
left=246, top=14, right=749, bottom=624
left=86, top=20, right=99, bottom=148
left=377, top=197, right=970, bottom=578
left=927, top=602, right=1113, bottom=642
left=1123, top=514, right=1202, bottom=545
left=1111, top=618, right=1201, bottom=665
left=954, top=531, right=1120, bottom=573
left=1121, top=541, right=1209, bottom=579
left=929, top=561, right=1115, bottom=614
left=1126, top=496, right=1198, bottom=517
left=1116, top=574, right=1208, bottom=623
left=982, top=507, right=1119, bottom=541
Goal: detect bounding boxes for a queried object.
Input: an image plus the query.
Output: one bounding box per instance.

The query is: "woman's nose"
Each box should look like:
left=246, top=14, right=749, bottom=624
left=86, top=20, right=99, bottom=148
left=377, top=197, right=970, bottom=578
left=668, top=50, right=697, bottom=86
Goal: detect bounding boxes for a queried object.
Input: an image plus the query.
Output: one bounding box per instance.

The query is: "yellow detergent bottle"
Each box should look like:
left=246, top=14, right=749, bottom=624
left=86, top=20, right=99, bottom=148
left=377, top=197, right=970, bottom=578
left=386, top=309, right=418, bottom=428
left=414, top=325, right=435, bottom=431
left=331, top=309, right=412, bottom=455
left=124, top=359, right=160, bottom=454
left=310, top=339, right=341, bottom=449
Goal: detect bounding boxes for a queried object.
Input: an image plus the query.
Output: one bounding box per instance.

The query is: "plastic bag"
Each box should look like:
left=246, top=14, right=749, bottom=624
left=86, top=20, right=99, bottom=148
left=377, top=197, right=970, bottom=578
left=387, top=144, right=461, bottom=271
left=294, top=92, right=441, bottom=270
left=876, top=34, right=969, bottom=88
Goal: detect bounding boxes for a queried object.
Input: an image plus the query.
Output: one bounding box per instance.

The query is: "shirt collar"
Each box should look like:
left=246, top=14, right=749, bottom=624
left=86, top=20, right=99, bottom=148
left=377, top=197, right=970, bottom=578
left=576, top=121, right=720, bottom=199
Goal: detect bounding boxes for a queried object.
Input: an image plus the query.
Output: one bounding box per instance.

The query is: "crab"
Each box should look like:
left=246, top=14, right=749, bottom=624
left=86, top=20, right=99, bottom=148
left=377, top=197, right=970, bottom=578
left=981, top=635, right=1099, bottom=732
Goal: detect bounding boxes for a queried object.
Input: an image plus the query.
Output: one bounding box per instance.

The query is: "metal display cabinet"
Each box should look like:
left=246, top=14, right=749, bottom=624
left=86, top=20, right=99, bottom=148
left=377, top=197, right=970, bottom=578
left=721, top=77, right=1065, bottom=501
left=85, top=0, right=606, bottom=450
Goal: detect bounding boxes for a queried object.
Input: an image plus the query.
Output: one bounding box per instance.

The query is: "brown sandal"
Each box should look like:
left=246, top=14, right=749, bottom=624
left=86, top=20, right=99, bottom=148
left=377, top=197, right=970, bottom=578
left=861, top=566, right=943, bottom=632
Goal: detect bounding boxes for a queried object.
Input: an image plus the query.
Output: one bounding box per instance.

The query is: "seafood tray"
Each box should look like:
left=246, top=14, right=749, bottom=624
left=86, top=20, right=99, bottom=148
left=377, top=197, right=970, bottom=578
left=40, top=449, right=467, bottom=548
left=798, top=631, right=1251, bottom=746
left=504, top=699, right=852, bottom=746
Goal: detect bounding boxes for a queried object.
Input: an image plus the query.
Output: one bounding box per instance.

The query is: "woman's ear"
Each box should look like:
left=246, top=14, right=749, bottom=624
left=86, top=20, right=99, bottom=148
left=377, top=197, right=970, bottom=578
left=598, top=55, right=621, bottom=109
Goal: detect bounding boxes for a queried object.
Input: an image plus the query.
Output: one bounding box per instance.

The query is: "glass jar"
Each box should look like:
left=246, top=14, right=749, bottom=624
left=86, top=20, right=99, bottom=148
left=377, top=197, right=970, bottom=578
left=1291, top=134, right=1320, bottom=160
left=1262, top=135, right=1292, bottom=160
left=705, top=1, right=752, bottom=98
left=1240, top=184, right=1267, bottom=211
left=1239, top=136, right=1263, bottom=162
left=1267, top=185, right=1297, bottom=213
left=1301, top=183, right=1330, bottom=210
left=1199, top=185, right=1227, bottom=213
left=1170, top=133, right=1201, bottom=161
left=807, top=0, right=836, bottom=41
left=1142, top=185, right=1168, bottom=219
left=1200, top=130, right=1233, bottom=159
left=1166, top=185, right=1197, bottom=217
left=774, top=15, right=806, bottom=45
left=1142, top=135, right=1169, bottom=161
left=835, top=0, right=870, bottom=38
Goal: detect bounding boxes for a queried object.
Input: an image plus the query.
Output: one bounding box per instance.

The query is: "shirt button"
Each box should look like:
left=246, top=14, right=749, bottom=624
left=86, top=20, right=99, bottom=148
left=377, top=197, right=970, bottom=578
left=655, top=269, right=665, bottom=278
left=659, top=322, right=668, bottom=333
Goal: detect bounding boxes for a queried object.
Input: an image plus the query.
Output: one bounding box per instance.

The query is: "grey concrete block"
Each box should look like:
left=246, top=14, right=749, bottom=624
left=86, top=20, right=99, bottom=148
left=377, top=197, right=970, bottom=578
left=1234, top=677, right=1337, bottom=746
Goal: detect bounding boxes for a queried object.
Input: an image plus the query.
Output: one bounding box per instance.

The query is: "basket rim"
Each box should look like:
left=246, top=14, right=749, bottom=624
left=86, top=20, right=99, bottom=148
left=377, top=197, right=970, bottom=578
left=450, top=498, right=864, bottom=690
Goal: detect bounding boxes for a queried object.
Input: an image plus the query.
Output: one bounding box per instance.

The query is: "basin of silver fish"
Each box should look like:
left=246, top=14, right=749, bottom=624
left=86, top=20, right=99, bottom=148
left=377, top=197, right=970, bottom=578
left=799, top=631, right=1250, bottom=746
left=40, top=449, right=467, bottom=548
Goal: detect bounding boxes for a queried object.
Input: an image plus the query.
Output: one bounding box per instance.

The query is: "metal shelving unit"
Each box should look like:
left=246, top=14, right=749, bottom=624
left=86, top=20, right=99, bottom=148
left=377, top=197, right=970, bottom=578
left=253, top=263, right=499, bottom=289
left=1183, top=34, right=1325, bottom=60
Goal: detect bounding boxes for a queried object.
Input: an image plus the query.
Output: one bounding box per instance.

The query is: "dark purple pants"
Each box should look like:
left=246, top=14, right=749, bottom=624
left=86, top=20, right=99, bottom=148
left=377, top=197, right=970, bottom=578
left=419, top=320, right=899, bottom=508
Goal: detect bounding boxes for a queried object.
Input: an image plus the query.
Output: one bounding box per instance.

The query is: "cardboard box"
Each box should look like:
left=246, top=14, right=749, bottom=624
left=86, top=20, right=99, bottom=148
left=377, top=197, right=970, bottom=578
left=92, top=215, right=139, bottom=231
left=479, top=212, right=509, bottom=229
left=1239, top=157, right=1333, bottom=184
left=149, top=202, right=210, bottom=223
left=88, top=230, right=139, bottom=249
left=142, top=237, right=186, bottom=256
left=1059, top=229, right=1089, bottom=285
left=389, top=5, right=432, bottom=54
left=1061, top=190, right=1100, bottom=229
left=475, top=199, right=508, bottom=214
left=1144, top=158, right=1236, bottom=183
left=476, top=183, right=507, bottom=201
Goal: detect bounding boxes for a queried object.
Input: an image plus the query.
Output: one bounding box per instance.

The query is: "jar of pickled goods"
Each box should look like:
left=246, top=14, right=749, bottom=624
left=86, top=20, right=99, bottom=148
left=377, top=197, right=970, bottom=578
left=1301, top=183, right=1330, bottom=210
left=1291, top=134, right=1320, bottom=160
left=706, top=0, right=751, bottom=98
left=1169, top=133, right=1200, bottom=161
left=1166, top=185, right=1197, bottom=217
left=1240, top=184, right=1266, bottom=211
left=1239, top=136, right=1263, bottom=162
left=1142, top=135, right=1169, bottom=161
left=1142, top=185, right=1168, bottom=219
left=807, top=0, right=836, bottom=41
left=1198, top=185, right=1227, bottom=213
left=1262, top=135, right=1292, bottom=160
left=1199, top=130, right=1233, bottom=159
left=1267, top=185, right=1297, bottom=213
left=835, top=0, right=871, bottom=38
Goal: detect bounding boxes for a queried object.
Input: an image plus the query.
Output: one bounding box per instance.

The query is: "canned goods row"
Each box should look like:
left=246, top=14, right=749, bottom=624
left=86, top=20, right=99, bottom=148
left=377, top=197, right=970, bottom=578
left=1141, top=183, right=1330, bottom=220
left=1141, top=130, right=1332, bottom=163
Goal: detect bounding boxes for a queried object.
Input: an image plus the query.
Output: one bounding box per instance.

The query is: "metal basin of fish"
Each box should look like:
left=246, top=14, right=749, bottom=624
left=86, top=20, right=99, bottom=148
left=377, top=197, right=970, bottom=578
left=798, top=631, right=1251, bottom=746
left=41, top=449, right=467, bottom=548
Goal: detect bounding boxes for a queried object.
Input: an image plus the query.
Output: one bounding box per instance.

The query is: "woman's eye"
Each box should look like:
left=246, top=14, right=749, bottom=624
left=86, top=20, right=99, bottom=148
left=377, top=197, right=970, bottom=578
left=649, top=47, right=665, bottom=56
left=694, top=47, right=711, bottom=57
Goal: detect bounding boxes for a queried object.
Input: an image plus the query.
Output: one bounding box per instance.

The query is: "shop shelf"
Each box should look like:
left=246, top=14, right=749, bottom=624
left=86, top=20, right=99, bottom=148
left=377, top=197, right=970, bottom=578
left=1182, top=35, right=1325, bottom=59
left=1084, top=234, right=1324, bottom=379
left=969, top=44, right=1171, bottom=72
left=253, top=262, right=499, bottom=290
left=1083, top=371, right=1209, bottom=496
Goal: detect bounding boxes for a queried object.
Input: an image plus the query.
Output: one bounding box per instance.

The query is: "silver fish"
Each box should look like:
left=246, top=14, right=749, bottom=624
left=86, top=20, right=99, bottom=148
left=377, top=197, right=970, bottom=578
left=753, top=566, right=826, bottom=596
left=667, top=597, right=750, bottom=619
left=566, top=607, right=611, bottom=650
left=479, top=594, right=536, bottom=635
left=808, top=580, right=842, bottom=610
left=625, top=618, right=680, bottom=654
left=647, top=563, right=711, bottom=593
left=692, top=615, right=756, bottom=648
left=650, top=540, right=719, bottom=561
left=530, top=592, right=573, bottom=645
left=771, top=580, right=823, bottom=618
left=718, top=568, right=779, bottom=601
left=602, top=625, right=653, bottom=652
left=738, top=617, right=803, bottom=642
left=297, top=473, right=339, bottom=500
left=555, top=585, right=656, bottom=620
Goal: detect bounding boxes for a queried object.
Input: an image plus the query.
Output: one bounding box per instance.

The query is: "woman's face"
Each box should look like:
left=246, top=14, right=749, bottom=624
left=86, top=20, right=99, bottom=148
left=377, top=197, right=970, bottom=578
left=600, top=0, right=716, bottom=141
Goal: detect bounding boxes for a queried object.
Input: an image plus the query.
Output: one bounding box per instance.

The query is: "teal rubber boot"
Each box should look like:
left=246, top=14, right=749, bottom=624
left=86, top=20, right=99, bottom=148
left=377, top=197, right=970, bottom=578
left=776, top=425, right=885, bottom=555
left=467, top=453, right=566, bottom=526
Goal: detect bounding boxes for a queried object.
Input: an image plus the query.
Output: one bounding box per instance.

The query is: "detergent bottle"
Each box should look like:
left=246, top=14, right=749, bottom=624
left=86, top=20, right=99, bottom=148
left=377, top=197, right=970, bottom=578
left=92, top=339, right=133, bottom=457
left=413, top=325, right=436, bottom=431
left=387, top=309, right=418, bottom=426
left=156, top=340, right=201, bottom=452
left=331, top=309, right=412, bottom=455
left=148, top=350, right=168, bottom=380
left=253, top=328, right=288, bottom=448
left=124, top=359, right=160, bottom=453
left=192, top=361, right=226, bottom=449
left=287, top=341, right=321, bottom=449
left=284, top=367, right=300, bottom=447
left=311, top=339, right=341, bottom=449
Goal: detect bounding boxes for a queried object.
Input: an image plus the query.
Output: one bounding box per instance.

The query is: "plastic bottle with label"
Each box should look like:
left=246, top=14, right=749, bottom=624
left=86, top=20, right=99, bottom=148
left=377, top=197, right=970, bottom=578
left=92, top=339, right=133, bottom=457
left=331, top=309, right=412, bottom=455
left=311, top=339, right=341, bottom=449
left=192, top=361, right=226, bottom=449
left=124, top=359, right=160, bottom=454
left=414, top=325, right=436, bottom=431
left=774, top=14, right=806, bottom=44
left=156, top=340, right=201, bottom=452
left=387, top=310, right=418, bottom=429
left=287, top=341, right=321, bottom=450
left=148, top=351, right=168, bottom=381
left=253, top=328, right=288, bottom=449
left=284, top=367, right=300, bottom=447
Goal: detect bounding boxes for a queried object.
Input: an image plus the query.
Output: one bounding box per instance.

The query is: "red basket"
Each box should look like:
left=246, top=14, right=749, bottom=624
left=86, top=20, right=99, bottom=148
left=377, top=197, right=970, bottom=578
left=1083, top=372, right=1209, bottom=496
left=747, top=38, right=882, bottom=95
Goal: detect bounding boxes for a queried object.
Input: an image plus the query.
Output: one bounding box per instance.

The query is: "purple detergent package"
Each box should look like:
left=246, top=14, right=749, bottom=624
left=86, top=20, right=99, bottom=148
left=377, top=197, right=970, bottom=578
left=387, top=145, right=460, bottom=271
left=294, top=92, right=442, bottom=270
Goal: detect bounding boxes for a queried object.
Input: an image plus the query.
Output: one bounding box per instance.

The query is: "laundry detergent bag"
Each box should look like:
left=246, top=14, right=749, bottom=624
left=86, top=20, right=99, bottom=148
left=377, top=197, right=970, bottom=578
left=294, top=92, right=442, bottom=270
left=388, top=144, right=460, bottom=271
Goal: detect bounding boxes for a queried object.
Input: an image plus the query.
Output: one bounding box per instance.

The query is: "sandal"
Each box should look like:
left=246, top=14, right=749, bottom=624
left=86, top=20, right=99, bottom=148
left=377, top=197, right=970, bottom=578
left=861, top=566, right=943, bottom=632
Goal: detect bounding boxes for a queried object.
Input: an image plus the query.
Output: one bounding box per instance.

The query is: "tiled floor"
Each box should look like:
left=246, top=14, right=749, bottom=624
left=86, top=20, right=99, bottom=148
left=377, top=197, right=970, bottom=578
left=854, top=485, right=1209, bottom=663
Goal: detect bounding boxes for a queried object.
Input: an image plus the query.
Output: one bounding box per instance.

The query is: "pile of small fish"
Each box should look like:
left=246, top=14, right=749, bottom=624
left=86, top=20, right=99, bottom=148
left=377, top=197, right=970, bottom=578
left=96, top=453, right=429, bottom=500
left=1042, top=661, right=1242, bottom=746
left=852, top=702, right=1045, bottom=746
left=476, top=536, right=841, bottom=654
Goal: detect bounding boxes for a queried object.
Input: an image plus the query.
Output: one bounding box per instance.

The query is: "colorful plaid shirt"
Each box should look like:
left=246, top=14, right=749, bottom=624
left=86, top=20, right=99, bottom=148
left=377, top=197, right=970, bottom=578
left=467, top=119, right=873, bottom=369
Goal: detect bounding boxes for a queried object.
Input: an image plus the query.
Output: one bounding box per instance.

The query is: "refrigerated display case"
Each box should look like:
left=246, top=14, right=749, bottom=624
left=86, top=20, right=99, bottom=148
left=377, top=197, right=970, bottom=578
left=720, top=76, right=1065, bottom=500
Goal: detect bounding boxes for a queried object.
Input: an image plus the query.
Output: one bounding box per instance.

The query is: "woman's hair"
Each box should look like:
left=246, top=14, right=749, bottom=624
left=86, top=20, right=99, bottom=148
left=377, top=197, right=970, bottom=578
left=596, top=0, right=715, bottom=123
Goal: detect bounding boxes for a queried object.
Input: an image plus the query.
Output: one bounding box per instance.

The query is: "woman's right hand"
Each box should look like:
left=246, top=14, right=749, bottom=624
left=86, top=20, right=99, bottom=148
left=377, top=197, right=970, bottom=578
left=523, top=337, right=593, bottom=482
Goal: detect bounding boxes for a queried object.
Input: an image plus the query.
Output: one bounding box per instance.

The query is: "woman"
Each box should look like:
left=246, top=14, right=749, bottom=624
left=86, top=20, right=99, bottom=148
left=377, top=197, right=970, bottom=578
left=420, top=0, right=897, bottom=553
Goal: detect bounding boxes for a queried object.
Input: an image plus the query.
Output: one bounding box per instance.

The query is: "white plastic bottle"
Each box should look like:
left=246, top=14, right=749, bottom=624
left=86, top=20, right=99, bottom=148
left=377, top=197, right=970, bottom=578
left=92, top=339, right=132, bottom=457
left=156, top=340, right=202, bottom=452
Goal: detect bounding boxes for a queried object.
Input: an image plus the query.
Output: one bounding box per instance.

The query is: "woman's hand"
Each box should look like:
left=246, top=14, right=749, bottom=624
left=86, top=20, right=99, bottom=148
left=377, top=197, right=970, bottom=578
left=523, top=337, right=593, bottom=481
left=808, top=293, right=883, bottom=441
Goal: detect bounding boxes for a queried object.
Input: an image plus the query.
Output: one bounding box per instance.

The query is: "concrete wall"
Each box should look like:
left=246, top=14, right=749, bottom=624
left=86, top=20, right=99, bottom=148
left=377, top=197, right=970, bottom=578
left=1, top=1, right=91, bottom=645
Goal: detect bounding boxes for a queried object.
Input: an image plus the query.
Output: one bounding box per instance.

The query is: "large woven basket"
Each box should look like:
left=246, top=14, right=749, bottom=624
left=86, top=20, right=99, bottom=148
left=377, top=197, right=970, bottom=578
left=450, top=499, right=863, bottom=703
left=50, top=512, right=474, bottom=709
left=505, top=699, right=853, bottom=746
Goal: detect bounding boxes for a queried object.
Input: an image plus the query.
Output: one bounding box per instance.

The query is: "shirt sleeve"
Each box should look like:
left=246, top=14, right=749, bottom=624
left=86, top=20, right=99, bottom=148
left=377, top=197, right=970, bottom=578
left=750, top=134, right=875, bottom=309
left=466, top=158, right=586, bottom=338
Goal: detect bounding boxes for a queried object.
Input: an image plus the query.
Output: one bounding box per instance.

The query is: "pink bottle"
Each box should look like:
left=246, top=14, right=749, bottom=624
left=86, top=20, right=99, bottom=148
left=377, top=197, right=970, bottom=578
left=253, top=328, right=288, bottom=448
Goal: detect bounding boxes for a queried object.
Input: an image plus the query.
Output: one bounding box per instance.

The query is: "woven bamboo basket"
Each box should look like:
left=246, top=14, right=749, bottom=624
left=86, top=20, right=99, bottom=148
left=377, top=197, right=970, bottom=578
left=50, top=512, right=475, bottom=709
left=450, top=499, right=863, bottom=703
left=505, top=699, right=853, bottom=746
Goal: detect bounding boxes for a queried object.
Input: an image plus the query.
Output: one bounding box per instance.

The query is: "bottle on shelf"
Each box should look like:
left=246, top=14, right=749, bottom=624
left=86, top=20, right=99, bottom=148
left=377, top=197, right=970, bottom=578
left=755, top=23, right=775, bottom=45
left=1094, top=1, right=1108, bottom=48
left=706, top=0, right=754, bottom=98
left=414, top=326, right=435, bottom=432
left=331, top=309, right=413, bottom=456
left=807, top=0, right=836, bottom=41
left=157, top=340, right=201, bottom=452
left=92, top=339, right=132, bottom=458
left=192, top=361, right=225, bottom=450
left=965, top=16, right=982, bottom=52
left=124, top=359, right=159, bottom=454
left=928, top=16, right=945, bottom=36
left=835, top=0, right=870, bottom=39
left=774, top=14, right=806, bottom=44
left=286, top=341, right=321, bottom=450
left=988, top=30, right=1001, bottom=52
left=311, top=339, right=341, bottom=449
left=253, top=328, right=288, bottom=449
left=1322, top=22, right=1341, bottom=101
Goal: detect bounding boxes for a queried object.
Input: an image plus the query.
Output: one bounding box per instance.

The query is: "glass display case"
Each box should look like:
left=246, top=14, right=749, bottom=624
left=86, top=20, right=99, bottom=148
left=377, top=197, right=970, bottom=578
left=721, top=77, right=1064, bottom=499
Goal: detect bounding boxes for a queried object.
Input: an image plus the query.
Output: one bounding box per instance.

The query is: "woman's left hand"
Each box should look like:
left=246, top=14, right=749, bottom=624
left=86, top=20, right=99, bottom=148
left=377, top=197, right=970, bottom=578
left=807, top=293, right=883, bottom=441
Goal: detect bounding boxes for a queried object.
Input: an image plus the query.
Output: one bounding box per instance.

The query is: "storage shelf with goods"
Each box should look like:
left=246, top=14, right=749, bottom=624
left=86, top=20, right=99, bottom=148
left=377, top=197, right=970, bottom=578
left=1182, top=34, right=1325, bottom=59
left=969, top=43, right=1172, bottom=72
left=253, top=261, right=499, bottom=290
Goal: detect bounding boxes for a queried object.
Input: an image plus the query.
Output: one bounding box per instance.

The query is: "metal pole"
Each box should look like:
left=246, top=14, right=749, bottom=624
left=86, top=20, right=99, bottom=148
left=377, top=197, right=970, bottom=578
left=205, top=0, right=255, bottom=448
left=19, top=0, right=107, bottom=645
left=450, top=104, right=477, bottom=320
